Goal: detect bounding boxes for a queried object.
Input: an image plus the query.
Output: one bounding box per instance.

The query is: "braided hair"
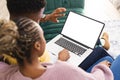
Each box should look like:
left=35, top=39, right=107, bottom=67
left=13, top=17, right=42, bottom=65
left=7, top=0, right=47, bottom=15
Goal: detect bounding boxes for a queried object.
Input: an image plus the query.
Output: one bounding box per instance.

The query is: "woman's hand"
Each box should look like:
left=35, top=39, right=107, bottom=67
left=58, top=49, right=70, bottom=61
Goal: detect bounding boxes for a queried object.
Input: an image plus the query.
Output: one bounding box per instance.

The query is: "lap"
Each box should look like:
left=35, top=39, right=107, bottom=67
left=87, top=56, right=114, bottom=72
left=79, top=47, right=113, bottom=70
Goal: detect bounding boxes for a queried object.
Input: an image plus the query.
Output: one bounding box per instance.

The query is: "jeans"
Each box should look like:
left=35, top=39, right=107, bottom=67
left=110, top=55, right=120, bottom=80
left=78, top=47, right=113, bottom=70
left=87, top=56, right=114, bottom=72
left=86, top=55, right=120, bottom=80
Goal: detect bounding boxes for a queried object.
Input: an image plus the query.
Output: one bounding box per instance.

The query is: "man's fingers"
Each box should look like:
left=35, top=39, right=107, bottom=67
left=54, top=7, right=66, bottom=13
left=53, top=13, right=65, bottom=18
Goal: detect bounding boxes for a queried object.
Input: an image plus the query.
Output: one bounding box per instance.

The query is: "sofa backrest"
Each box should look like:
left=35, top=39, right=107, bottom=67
left=45, top=0, right=84, bottom=12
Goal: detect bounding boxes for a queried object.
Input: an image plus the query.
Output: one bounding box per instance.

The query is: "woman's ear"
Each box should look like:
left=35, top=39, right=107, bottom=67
left=34, top=41, right=41, bottom=51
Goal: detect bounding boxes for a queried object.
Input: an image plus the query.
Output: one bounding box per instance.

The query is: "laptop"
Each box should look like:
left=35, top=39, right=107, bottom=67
left=46, top=11, right=105, bottom=66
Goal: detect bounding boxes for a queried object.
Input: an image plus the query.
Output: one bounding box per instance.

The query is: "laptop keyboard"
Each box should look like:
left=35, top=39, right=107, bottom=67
left=55, top=37, right=86, bottom=56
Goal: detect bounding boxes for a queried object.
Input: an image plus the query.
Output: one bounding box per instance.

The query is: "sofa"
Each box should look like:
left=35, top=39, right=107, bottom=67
left=40, top=0, right=85, bottom=42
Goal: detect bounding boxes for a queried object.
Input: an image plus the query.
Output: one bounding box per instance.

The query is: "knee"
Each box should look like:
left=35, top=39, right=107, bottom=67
left=94, top=47, right=105, bottom=53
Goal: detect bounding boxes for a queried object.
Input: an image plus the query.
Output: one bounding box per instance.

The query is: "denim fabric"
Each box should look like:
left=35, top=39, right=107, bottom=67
left=110, top=55, right=120, bottom=80
left=87, top=56, right=114, bottom=72
left=79, top=47, right=113, bottom=71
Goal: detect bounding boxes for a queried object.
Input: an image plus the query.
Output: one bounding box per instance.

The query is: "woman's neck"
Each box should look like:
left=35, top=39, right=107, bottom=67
left=19, top=58, right=46, bottom=79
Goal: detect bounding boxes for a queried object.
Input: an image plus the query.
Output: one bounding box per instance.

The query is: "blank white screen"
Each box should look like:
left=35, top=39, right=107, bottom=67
left=61, top=12, right=104, bottom=49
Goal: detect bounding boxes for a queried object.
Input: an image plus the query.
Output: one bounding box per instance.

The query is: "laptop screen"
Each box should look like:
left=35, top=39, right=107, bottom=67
left=61, top=11, right=104, bottom=49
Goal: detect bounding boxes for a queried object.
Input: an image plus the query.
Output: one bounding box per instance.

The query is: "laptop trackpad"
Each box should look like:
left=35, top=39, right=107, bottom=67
left=67, top=49, right=92, bottom=67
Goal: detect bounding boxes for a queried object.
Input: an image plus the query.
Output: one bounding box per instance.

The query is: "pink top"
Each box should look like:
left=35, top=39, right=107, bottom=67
left=0, top=61, right=113, bottom=80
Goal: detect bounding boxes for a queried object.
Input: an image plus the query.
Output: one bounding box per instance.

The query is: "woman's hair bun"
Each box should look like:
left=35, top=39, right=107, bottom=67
left=0, top=19, right=18, bottom=54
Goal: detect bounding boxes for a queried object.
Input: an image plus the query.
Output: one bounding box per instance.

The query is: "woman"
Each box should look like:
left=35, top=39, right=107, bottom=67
left=0, top=18, right=113, bottom=80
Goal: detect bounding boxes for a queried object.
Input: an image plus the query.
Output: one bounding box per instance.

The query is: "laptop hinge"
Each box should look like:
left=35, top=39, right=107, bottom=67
left=62, top=34, right=92, bottom=49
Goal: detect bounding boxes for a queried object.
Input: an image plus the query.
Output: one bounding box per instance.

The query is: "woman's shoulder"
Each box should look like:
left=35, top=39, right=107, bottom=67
left=0, top=62, right=18, bottom=79
left=0, top=62, right=13, bottom=71
left=0, top=62, right=18, bottom=70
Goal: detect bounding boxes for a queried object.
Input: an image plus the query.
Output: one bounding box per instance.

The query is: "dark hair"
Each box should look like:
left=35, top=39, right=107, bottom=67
left=13, top=17, right=41, bottom=65
left=7, top=0, right=46, bottom=14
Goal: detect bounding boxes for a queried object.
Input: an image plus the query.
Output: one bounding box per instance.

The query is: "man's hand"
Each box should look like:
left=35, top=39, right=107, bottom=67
left=41, top=7, right=66, bottom=23
left=58, top=49, right=70, bottom=61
